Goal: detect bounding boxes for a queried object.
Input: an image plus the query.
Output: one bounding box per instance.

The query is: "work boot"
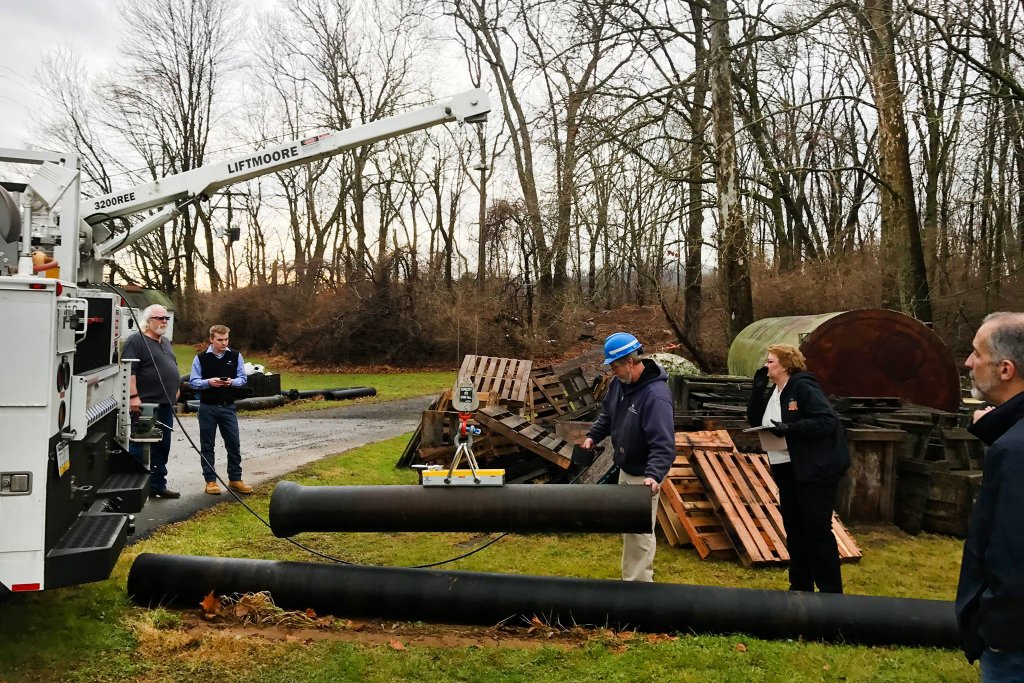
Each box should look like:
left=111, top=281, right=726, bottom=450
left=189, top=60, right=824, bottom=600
left=151, top=489, right=181, bottom=499
left=205, top=481, right=222, bottom=495
left=228, top=480, right=254, bottom=494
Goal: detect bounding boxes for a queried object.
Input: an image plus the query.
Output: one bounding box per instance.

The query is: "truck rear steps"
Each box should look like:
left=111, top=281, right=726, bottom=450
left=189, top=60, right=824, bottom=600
left=45, top=512, right=128, bottom=589
left=97, top=471, right=150, bottom=513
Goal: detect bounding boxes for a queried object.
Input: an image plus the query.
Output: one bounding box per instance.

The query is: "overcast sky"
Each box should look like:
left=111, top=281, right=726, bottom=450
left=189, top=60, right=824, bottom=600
left=0, top=0, right=123, bottom=148
left=0, top=0, right=292, bottom=150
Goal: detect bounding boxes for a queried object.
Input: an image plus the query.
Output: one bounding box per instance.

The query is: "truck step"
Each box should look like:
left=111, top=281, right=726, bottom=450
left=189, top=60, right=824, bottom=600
left=97, top=472, right=150, bottom=513
left=46, top=512, right=128, bottom=589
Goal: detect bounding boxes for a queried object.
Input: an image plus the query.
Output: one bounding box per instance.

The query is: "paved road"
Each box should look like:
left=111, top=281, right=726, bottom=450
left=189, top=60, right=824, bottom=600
left=131, top=396, right=429, bottom=539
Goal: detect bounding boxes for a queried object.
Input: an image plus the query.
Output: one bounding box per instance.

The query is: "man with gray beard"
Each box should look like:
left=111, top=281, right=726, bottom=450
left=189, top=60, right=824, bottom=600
left=956, top=312, right=1024, bottom=681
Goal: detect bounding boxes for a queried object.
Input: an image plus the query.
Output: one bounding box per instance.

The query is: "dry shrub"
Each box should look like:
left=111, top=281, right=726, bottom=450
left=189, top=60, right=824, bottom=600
left=750, top=251, right=884, bottom=318
left=273, top=280, right=552, bottom=366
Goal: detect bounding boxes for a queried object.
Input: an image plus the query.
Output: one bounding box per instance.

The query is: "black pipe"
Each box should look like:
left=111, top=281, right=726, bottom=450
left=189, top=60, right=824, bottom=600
left=326, top=387, right=376, bottom=400
left=269, top=482, right=654, bottom=536
left=286, top=387, right=376, bottom=400
left=127, top=553, right=959, bottom=648
left=235, top=395, right=286, bottom=411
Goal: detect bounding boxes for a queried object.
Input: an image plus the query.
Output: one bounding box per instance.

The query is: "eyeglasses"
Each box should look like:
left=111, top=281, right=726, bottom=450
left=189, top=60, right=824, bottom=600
left=150, top=316, right=171, bottom=321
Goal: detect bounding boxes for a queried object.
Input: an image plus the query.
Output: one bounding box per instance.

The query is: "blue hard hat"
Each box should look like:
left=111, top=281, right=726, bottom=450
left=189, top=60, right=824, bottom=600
left=603, top=332, right=642, bottom=365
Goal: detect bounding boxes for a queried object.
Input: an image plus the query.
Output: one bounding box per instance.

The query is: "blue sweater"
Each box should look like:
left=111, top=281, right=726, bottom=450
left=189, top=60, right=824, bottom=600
left=586, top=359, right=675, bottom=482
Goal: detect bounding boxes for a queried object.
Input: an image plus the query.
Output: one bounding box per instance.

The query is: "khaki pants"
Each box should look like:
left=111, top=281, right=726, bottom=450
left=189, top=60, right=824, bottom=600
left=619, top=471, right=659, bottom=581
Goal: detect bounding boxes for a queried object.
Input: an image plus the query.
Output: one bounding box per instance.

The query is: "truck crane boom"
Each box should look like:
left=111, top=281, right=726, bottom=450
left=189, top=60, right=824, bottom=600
left=0, top=89, right=490, bottom=593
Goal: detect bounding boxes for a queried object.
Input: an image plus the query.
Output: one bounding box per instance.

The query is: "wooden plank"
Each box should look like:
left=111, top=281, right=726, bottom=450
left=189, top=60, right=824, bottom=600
left=674, top=430, right=736, bottom=454
left=511, top=359, right=533, bottom=405
left=476, top=406, right=571, bottom=469
left=657, top=498, right=691, bottom=547
left=493, top=357, right=510, bottom=400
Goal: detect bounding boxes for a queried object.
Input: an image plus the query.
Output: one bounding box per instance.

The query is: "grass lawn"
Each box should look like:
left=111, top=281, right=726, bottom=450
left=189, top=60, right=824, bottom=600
left=0, top=435, right=978, bottom=682
left=172, top=344, right=453, bottom=408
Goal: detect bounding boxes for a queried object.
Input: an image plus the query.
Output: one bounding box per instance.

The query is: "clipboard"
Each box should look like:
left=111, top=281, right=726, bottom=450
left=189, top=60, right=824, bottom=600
left=743, top=425, right=788, bottom=452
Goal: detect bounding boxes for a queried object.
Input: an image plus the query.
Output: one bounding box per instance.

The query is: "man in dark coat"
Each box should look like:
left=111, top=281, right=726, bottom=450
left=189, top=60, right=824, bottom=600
left=956, top=312, right=1024, bottom=679
left=582, top=332, right=675, bottom=581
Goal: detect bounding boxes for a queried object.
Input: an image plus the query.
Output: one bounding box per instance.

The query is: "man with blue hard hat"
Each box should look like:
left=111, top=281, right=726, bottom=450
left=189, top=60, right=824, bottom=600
left=582, top=332, right=675, bottom=581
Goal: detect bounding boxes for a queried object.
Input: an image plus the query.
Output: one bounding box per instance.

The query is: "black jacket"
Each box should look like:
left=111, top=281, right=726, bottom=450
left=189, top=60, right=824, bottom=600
left=955, top=390, right=1024, bottom=661
left=586, top=359, right=675, bottom=482
left=747, top=368, right=850, bottom=483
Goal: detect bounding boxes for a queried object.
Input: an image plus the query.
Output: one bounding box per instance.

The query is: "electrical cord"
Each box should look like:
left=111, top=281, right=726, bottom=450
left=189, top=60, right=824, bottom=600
left=103, top=282, right=504, bottom=569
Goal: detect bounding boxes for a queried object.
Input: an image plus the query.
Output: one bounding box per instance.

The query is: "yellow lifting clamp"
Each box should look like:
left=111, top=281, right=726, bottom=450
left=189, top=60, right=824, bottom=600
left=419, top=379, right=504, bottom=487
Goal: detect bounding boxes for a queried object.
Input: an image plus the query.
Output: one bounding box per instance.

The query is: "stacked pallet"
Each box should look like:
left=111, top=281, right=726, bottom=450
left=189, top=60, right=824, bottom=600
left=658, top=430, right=861, bottom=567
left=398, top=354, right=601, bottom=481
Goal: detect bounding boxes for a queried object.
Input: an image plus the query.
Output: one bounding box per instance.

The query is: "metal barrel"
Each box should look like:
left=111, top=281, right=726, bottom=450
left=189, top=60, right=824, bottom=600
left=127, top=553, right=960, bottom=648
left=269, top=481, right=655, bottom=536
left=727, top=308, right=961, bottom=411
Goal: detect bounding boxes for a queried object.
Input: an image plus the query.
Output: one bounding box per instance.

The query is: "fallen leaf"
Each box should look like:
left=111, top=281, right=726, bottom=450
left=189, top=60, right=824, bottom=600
left=346, top=620, right=366, bottom=631
left=617, top=631, right=635, bottom=641
left=530, top=616, right=545, bottom=629
left=199, top=591, right=221, bottom=615
left=735, top=643, right=748, bottom=653
left=388, top=639, right=406, bottom=651
left=304, top=608, right=317, bottom=619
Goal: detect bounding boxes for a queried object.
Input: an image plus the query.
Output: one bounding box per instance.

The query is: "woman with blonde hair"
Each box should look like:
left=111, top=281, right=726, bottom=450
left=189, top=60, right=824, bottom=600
left=747, top=343, right=850, bottom=593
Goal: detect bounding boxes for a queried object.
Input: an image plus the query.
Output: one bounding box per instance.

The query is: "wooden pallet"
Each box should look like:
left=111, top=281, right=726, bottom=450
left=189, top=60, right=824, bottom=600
left=475, top=405, right=573, bottom=469
left=658, top=455, right=734, bottom=557
left=458, top=355, right=532, bottom=408
left=531, top=366, right=572, bottom=420
left=675, top=430, right=736, bottom=453
left=690, top=448, right=862, bottom=566
left=690, top=448, right=789, bottom=566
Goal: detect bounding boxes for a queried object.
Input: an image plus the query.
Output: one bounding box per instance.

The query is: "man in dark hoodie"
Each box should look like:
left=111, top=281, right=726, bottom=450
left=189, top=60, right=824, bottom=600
left=582, top=332, right=675, bottom=581
left=956, top=312, right=1024, bottom=680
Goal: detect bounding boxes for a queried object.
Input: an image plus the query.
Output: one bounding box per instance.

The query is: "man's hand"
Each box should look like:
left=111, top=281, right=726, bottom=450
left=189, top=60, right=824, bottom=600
left=582, top=437, right=594, bottom=450
left=972, top=406, right=994, bottom=424
left=129, top=396, right=142, bottom=413
left=643, top=477, right=660, bottom=495
left=210, top=378, right=232, bottom=388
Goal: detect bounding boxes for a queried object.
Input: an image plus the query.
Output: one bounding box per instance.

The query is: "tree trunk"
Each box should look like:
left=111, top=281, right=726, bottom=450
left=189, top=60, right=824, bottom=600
left=708, top=0, right=754, bottom=340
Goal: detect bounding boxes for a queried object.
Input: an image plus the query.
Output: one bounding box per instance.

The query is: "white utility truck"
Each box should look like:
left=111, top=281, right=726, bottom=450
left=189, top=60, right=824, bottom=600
left=0, top=90, right=489, bottom=592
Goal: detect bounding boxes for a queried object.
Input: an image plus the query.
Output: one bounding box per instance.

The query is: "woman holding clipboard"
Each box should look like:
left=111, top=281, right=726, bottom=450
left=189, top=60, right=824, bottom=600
left=747, top=344, right=850, bottom=593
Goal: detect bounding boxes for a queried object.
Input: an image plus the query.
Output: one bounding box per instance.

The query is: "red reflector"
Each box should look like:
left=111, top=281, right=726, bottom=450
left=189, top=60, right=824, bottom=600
left=29, top=283, right=47, bottom=290
left=56, top=283, right=64, bottom=296
left=12, top=583, right=41, bottom=592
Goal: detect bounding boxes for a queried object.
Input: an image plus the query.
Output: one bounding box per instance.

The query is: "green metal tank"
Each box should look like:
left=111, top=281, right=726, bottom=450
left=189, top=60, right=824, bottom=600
left=727, top=309, right=961, bottom=412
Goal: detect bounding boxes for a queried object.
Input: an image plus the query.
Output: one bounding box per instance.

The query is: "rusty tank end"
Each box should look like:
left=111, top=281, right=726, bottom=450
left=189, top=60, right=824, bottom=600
left=727, top=309, right=961, bottom=412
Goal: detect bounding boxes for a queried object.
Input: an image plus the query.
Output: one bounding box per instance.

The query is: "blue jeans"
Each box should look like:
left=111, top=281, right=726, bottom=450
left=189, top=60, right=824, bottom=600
left=129, top=403, right=174, bottom=492
left=198, top=403, right=242, bottom=482
left=982, top=648, right=1024, bottom=683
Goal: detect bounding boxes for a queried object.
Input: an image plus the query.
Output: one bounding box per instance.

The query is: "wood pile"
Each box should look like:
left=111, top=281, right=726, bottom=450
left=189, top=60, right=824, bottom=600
left=397, top=354, right=604, bottom=482
left=658, top=430, right=862, bottom=567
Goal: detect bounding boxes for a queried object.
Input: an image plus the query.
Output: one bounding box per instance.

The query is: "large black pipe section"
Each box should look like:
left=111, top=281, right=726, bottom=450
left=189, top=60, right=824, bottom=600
left=128, top=553, right=959, bottom=648
left=269, top=481, right=654, bottom=536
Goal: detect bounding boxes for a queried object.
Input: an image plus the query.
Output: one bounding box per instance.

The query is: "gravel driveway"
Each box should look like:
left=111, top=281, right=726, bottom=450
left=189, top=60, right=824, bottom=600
left=131, top=396, right=429, bottom=539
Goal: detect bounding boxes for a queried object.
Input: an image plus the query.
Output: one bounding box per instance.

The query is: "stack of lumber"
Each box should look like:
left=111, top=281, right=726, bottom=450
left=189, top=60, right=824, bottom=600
left=658, top=430, right=862, bottom=567
left=398, top=354, right=603, bottom=482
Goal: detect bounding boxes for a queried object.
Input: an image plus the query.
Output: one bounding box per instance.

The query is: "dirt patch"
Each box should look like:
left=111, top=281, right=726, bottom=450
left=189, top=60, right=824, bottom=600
left=542, top=304, right=680, bottom=376
left=180, top=615, right=607, bottom=651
